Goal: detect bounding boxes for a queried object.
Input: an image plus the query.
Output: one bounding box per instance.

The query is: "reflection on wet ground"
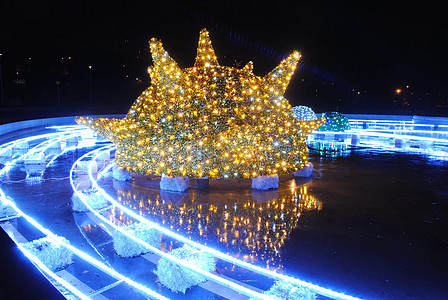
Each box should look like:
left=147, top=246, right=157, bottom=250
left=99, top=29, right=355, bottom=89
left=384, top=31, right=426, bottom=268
left=283, top=149, right=448, bottom=299
left=2, top=125, right=448, bottom=299
left=103, top=175, right=321, bottom=270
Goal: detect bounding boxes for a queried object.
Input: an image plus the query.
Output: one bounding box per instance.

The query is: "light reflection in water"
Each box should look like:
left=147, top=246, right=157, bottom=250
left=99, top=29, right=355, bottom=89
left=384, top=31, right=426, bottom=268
left=110, top=179, right=322, bottom=269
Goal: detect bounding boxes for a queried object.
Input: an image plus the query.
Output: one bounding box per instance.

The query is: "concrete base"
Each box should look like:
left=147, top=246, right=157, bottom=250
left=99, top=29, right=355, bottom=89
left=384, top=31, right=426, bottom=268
left=419, top=141, right=433, bottom=149
left=160, top=175, right=189, bottom=192
left=0, top=148, right=12, bottom=164
left=65, top=136, right=79, bottom=148
left=251, top=175, right=279, bottom=190
left=96, top=150, right=110, bottom=169
left=24, top=153, right=46, bottom=177
left=44, top=142, right=62, bottom=156
left=71, top=189, right=109, bottom=212
left=112, top=164, right=132, bottom=181
left=195, top=177, right=209, bottom=189
left=294, top=162, right=314, bottom=178
left=12, top=141, right=29, bottom=157
left=73, top=160, right=98, bottom=176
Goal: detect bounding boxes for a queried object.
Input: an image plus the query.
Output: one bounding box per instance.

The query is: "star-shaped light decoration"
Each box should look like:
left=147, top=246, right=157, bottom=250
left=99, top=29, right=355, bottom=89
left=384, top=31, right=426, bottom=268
left=76, top=29, right=325, bottom=179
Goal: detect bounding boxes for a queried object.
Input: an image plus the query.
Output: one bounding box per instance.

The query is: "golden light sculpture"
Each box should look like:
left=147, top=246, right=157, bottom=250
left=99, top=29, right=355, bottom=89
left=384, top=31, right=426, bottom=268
left=76, top=29, right=325, bottom=179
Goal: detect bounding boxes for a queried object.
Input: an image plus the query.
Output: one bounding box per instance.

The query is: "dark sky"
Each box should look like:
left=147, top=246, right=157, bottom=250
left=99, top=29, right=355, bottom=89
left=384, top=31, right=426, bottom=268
left=1, top=0, right=447, bottom=113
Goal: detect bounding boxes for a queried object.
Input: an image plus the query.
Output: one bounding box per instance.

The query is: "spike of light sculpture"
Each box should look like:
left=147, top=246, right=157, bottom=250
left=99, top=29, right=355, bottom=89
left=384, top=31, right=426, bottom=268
left=76, top=29, right=325, bottom=179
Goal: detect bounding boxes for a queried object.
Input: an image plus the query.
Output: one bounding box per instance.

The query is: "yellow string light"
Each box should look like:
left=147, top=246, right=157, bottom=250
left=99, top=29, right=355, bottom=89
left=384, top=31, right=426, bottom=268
left=76, top=29, right=325, bottom=179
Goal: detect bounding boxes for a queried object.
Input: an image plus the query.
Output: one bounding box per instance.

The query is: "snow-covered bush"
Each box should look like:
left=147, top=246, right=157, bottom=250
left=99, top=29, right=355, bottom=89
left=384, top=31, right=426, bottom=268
left=20, top=236, right=73, bottom=271
left=252, top=280, right=317, bottom=300
left=12, top=141, right=29, bottom=157
left=65, top=136, right=79, bottom=148
left=317, top=112, right=350, bottom=132
left=113, top=222, right=161, bottom=257
left=44, top=141, right=62, bottom=156
left=155, top=245, right=216, bottom=293
left=71, top=189, right=109, bottom=212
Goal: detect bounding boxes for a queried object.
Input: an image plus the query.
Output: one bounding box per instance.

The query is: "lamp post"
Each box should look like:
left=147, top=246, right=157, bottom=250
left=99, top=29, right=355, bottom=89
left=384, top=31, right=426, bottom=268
left=56, top=81, right=61, bottom=106
left=0, top=53, right=4, bottom=105
left=89, top=65, right=93, bottom=105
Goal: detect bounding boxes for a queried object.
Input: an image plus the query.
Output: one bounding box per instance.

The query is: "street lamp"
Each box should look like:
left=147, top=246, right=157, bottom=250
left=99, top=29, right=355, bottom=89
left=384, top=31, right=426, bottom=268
left=0, top=53, right=4, bottom=105
left=88, top=65, right=93, bottom=105
left=56, top=81, right=61, bottom=106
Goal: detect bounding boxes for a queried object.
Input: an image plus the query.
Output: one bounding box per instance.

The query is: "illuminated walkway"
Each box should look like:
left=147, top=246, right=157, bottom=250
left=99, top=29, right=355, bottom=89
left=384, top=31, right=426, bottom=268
left=1, top=114, right=448, bottom=299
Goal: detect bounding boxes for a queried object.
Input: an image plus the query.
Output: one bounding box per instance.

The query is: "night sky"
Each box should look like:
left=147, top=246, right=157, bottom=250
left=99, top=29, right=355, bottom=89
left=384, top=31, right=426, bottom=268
left=1, top=0, right=447, bottom=115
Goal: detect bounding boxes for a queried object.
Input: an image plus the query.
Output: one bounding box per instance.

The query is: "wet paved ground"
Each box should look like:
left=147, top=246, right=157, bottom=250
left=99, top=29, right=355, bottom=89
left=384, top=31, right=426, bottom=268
left=282, top=149, right=448, bottom=299
left=1, top=126, right=447, bottom=299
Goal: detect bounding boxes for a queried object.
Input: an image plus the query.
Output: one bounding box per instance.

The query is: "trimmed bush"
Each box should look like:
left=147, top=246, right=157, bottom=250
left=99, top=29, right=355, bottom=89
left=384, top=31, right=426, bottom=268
left=113, top=222, right=161, bottom=257
left=21, top=236, right=73, bottom=271
left=292, top=105, right=317, bottom=121
left=252, top=280, right=317, bottom=300
left=317, top=112, right=350, bottom=132
left=155, top=245, right=216, bottom=293
left=71, top=189, right=109, bottom=212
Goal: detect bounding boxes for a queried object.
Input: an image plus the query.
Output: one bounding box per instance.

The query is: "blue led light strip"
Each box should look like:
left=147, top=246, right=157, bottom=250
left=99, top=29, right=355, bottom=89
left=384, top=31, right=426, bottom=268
left=0, top=125, right=84, bottom=152
left=72, top=148, right=274, bottom=299
left=0, top=129, right=168, bottom=300
left=0, top=131, right=75, bottom=156
left=352, top=128, right=448, bottom=135
left=80, top=147, right=362, bottom=300
left=348, top=119, right=413, bottom=124
left=0, top=127, right=91, bottom=174
left=97, top=161, right=115, bottom=180
left=0, top=135, right=59, bottom=174
left=46, top=125, right=86, bottom=131
left=0, top=196, right=169, bottom=300
left=24, top=131, right=84, bottom=159
left=312, top=130, right=448, bottom=144
left=16, top=243, right=91, bottom=300
left=1, top=128, right=94, bottom=180
left=1, top=127, right=362, bottom=300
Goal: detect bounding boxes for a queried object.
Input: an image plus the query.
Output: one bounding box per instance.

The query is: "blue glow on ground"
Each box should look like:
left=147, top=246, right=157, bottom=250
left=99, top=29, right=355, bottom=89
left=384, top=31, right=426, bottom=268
left=1, top=197, right=169, bottom=300
left=3, top=118, right=448, bottom=299
left=0, top=132, right=169, bottom=300
left=71, top=148, right=276, bottom=300
left=17, top=243, right=91, bottom=300
left=75, top=147, right=362, bottom=300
